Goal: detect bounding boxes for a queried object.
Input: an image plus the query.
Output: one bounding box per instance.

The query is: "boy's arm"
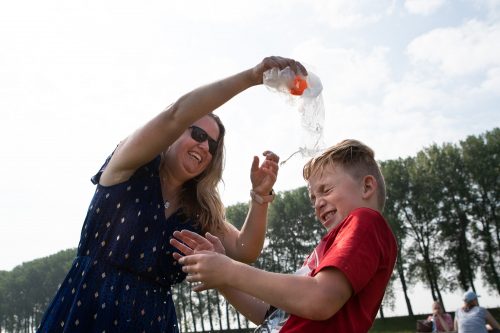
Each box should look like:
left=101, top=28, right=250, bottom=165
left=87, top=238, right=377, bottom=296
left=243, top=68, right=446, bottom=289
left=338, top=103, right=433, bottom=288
left=179, top=252, right=353, bottom=321
left=217, top=287, right=270, bottom=324
left=170, top=230, right=270, bottom=324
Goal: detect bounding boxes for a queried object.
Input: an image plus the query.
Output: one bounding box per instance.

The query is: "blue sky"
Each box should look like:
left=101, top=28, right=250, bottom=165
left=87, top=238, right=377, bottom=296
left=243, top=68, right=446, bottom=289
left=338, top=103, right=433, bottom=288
left=1, top=0, right=499, bottom=315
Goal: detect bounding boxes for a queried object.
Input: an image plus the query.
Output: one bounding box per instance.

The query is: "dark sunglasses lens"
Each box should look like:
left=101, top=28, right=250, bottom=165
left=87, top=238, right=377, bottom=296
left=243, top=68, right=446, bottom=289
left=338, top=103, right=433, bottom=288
left=208, top=140, right=217, bottom=155
left=190, top=126, right=218, bottom=155
left=191, top=126, right=207, bottom=142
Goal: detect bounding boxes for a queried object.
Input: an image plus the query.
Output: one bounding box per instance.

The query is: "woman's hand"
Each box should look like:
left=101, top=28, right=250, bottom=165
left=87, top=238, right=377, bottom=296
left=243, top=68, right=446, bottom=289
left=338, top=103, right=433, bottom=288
left=249, top=56, right=308, bottom=85
left=250, top=151, right=280, bottom=196
left=170, top=229, right=225, bottom=261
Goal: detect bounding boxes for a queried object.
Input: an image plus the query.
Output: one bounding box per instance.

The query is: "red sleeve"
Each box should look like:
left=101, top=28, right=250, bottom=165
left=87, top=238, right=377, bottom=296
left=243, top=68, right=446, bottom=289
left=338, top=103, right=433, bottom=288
left=312, top=209, right=387, bottom=294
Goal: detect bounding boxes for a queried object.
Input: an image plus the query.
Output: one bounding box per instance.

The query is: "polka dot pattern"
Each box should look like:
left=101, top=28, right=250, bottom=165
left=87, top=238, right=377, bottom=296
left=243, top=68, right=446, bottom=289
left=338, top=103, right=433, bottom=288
left=37, top=155, right=200, bottom=333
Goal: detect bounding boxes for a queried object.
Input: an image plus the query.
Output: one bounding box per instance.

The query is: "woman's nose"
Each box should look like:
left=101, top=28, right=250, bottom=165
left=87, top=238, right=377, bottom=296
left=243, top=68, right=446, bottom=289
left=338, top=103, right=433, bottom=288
left=197, top=139, right=210, bottom=152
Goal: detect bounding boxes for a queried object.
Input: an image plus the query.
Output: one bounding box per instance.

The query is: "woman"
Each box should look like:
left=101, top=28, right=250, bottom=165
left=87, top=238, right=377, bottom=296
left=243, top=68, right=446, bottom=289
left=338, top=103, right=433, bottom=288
left=37, top=56, right=307, bottom=333
left=427, top=301, right=453, bottom=332
left=455, top=291, right=500, bottom=333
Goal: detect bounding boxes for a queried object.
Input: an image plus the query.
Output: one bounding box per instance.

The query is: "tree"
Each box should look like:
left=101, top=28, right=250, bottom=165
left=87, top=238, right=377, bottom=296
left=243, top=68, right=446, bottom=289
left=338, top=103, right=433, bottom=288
left=265, top=187, right=322, bottom=273
left=401, top=154, right=447, bottom=307
left=381, top=158, right=414, bottom=316
left=461, top=128, right=500, bottom=294
left=426, top=143, right=478, bottom=296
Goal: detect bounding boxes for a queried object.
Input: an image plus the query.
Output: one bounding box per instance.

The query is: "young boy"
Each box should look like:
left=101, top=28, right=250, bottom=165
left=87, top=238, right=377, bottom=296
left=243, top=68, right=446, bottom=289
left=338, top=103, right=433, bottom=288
left=171, top=139, right=398, bottom=332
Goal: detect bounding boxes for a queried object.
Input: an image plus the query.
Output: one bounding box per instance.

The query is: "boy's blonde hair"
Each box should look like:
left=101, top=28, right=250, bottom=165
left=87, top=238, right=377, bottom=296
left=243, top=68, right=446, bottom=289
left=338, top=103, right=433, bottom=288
left=302, top=139, right=386, bottom=211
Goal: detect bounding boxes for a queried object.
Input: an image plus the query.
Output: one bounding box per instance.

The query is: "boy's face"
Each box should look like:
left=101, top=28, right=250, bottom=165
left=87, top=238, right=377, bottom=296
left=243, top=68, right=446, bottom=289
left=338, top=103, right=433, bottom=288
left=308, top=164, right=365, bottom=231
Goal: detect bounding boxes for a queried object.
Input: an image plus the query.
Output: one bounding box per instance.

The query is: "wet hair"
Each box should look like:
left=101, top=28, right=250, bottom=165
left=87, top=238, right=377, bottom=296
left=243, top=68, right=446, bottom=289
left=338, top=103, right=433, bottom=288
left=180, top=113, right=227, bottom=233
left=302, top=139, right=386, bottom=211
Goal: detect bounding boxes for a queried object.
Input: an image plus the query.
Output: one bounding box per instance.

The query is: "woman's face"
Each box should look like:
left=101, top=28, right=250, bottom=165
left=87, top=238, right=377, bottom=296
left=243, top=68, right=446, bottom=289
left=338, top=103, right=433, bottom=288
left=432, top=302, right=443, bottom=314
left=167, top=115, right=220, bottom=182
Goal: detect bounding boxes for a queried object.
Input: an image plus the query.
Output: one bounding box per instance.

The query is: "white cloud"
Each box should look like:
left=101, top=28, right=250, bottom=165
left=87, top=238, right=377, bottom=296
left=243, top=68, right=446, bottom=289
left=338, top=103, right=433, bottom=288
left=404, top=0, right=446, bottom=15
left=407, top=20, right=500, bottom=76
left=293, top=39, right=392, bottom=102
left=167, top=0, right=270, bottom=24
left=481, top=66, right=500, bottom=93
left=309, top=0, right=395, bottom=30
left=383, top=79, right=446, bottom=111
left=470, top=0, right=500, bottom=19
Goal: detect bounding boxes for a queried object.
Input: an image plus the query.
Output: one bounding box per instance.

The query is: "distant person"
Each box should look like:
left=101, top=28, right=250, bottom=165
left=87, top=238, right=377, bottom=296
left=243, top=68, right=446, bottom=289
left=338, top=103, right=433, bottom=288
left=37, top=56, right=307, bottom=333
left=427, top=300, right=453, bottom=332
left=454, top=291, right=500, bottom=333
left=171, top=139, right=398, bottom=333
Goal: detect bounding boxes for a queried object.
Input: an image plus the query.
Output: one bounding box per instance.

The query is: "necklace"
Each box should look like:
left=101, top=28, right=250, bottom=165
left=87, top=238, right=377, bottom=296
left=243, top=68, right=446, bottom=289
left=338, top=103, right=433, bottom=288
left=164, top=200, right=170, bottom=209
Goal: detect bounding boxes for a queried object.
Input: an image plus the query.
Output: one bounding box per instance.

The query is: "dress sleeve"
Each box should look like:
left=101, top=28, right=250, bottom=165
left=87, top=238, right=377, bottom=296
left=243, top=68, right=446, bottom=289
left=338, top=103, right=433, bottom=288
left=90, top=147, right=161, bottom=185
left=91, top=151, right=115, bottom=185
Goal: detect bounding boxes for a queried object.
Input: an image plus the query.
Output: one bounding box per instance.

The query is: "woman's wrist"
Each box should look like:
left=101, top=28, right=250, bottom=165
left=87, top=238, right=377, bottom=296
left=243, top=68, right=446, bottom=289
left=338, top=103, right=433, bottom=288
left=241, top=68, right=262, bottom=87
left=250, top=189, right=275, bottom=204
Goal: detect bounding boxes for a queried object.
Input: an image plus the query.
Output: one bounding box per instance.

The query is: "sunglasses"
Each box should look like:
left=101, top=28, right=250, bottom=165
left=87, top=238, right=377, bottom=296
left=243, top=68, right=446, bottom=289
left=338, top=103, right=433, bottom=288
left=189, top=126, right=219, bottom=155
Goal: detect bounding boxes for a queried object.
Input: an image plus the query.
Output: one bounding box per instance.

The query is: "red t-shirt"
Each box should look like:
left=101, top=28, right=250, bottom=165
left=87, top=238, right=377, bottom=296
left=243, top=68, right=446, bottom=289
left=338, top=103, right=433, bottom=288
left=280, top=207, right=397, bottom=333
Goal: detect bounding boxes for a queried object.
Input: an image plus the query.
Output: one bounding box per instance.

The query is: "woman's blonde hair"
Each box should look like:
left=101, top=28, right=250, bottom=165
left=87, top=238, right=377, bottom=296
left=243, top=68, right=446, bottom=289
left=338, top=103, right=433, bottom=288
left=180, top=113, right=226, bottom=233
left=302, top=139, right=386, bottom=211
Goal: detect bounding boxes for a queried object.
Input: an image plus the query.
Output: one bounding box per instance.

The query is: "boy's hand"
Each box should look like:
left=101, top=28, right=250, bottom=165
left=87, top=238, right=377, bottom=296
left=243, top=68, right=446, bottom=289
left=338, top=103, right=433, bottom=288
left=178, top=251, right=233, bottom=292
left=250, top=151, right=280, bottom=196
left=170, top=230, right=225, bottom=262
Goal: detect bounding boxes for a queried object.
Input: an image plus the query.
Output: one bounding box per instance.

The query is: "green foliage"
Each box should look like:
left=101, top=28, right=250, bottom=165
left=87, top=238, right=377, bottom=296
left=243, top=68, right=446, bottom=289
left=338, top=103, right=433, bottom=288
left=380, top=127, right=500, bottom=315
left=226, top=202, right=250, bottom=229
left=261, top=187, right=323, bottom=273
left=0, top=248, right=75, bottom=332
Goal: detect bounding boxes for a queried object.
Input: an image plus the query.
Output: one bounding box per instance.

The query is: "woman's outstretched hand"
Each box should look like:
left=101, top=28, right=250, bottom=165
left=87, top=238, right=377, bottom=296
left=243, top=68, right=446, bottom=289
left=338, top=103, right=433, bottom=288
left=170, top=230, right=230, bottom=292
left=250, top=150, right=280, bottom=197
left=250, top=56, right=308, bottom=85
left=170, top=229, right=225, bottom=262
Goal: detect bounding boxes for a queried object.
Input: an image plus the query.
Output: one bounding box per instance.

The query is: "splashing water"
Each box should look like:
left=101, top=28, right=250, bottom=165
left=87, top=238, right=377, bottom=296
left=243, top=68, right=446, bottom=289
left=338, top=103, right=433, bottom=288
left=263, top=67, right=325, bottom=165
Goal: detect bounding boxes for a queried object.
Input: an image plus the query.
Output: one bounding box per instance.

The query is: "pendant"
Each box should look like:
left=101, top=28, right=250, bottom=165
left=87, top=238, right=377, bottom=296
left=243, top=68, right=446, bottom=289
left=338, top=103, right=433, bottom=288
left=164, top=201, right=170, bottom=209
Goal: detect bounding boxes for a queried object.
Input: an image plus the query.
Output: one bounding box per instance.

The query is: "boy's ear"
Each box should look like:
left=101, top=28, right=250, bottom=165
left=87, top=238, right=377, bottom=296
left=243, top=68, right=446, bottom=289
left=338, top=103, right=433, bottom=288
left=361, top=175, right=377, bottom=199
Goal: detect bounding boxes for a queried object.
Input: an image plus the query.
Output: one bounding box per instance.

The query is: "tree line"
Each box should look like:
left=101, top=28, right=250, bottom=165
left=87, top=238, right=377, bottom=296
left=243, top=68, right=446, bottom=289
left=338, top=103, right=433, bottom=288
left=0, top=128, right=498, bottom=332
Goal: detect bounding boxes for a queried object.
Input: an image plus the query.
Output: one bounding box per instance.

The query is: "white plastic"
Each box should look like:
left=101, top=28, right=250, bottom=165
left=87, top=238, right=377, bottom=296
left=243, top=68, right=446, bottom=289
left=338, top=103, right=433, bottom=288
left=263, top=67, right=323, bottom=98
left=263, top=66, right=325, bottom=164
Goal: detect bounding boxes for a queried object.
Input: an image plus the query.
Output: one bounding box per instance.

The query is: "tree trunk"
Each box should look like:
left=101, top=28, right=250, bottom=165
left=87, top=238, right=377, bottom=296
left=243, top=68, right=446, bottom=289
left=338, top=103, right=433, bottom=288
left=397, top=258, right=414, bottom=316
left=225, top=300, right=231, bottom=330
left=215, top=291, right=223, bottom=330
left=427, top=259, right=445, bottom=312
left=189, top=289, right=198, bottom=332
left=422, top=245, right=437, bottom=301
left=482, top=218, right=500, bottom=294
left=236, top=311, right=242, bottom=330
left=206, top=292, right=214, bottom=332
left=195, top=292, right=205, bottom=332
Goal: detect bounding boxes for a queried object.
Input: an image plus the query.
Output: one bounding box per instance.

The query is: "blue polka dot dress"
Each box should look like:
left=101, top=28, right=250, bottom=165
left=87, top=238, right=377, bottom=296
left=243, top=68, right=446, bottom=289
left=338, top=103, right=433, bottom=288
left=37, top=155, right=200, bottom=333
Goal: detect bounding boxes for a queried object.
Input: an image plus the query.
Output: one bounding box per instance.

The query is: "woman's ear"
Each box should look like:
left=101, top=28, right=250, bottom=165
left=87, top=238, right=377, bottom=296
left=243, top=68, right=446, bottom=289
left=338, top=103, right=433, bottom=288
left=361, top=175, right=377, bottom=199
